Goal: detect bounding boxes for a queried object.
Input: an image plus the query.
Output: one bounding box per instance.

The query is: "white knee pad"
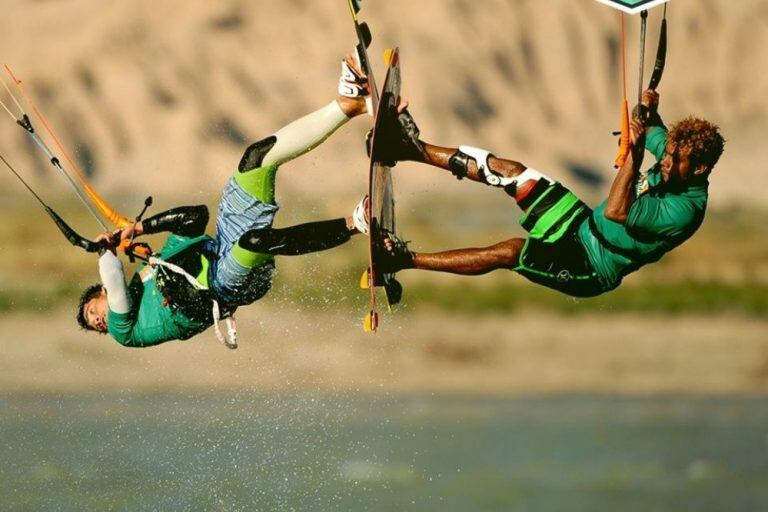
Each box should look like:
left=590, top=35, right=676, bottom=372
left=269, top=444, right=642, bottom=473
left=458, top=145, right=499, bottom=185
left=458, top=145, right=551, bottom=189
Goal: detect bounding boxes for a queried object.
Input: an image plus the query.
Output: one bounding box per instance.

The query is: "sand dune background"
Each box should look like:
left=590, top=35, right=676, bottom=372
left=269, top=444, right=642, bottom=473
left=0, top=0, right=766, bottom=396
left=1, top=0, right=765, bottom=211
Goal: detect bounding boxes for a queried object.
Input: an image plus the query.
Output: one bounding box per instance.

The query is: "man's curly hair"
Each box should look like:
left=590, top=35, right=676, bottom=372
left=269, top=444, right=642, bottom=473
left=668, top=116, right=725, bottom=170
left=76, top=283, right=105, bottom=332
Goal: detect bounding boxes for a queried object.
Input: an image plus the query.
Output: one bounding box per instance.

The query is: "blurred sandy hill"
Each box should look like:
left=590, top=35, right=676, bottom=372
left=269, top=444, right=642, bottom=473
left=0, top=0, right=765, bottom=213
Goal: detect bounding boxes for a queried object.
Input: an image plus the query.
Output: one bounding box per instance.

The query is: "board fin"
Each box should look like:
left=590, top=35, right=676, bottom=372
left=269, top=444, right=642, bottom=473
left=360, top=268, right=371, bottom=289
left=384, top=278, right=402, bottom=306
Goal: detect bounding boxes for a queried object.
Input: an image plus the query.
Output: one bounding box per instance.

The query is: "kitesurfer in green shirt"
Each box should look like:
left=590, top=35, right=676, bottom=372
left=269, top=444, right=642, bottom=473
left=379, top=89, right=725, bottom=297
left=77, top=55, right=372, bottom=348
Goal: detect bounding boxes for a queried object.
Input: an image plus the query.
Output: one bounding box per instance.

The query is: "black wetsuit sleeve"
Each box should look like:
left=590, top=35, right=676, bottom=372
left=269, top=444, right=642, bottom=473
left=142, top=205, right=209, bottom=237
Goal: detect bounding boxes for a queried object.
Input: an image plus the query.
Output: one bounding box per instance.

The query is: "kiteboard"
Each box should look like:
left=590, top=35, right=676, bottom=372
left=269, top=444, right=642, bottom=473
left=358, top=48, right=405, bottom=332
left=344, top=0, right=403, bottom=332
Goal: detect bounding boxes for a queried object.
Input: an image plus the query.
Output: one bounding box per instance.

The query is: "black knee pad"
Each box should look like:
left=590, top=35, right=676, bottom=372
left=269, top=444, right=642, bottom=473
left=448, top=150, right=470, bottom=180
left=238, top=136, right=277, bottom=173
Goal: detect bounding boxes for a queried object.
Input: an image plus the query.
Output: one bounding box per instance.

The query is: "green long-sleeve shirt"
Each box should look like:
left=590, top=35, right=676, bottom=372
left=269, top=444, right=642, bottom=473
left=107, top=234, right=213, bottom=347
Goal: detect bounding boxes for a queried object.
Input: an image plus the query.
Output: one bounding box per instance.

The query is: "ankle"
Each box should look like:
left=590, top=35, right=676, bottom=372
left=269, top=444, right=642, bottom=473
left=336, top=97, right=366, bottom=118
left=408, top=140, right=427, bottom=163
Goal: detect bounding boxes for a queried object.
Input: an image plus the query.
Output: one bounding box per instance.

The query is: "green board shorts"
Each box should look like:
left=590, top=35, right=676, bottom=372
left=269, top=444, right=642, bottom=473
left=512, top=181, right=606, bottom=298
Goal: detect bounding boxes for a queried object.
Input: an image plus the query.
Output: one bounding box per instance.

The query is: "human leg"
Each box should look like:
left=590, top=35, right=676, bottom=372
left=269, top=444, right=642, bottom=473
left=377, top=105, right=605, bottom=295
left=379, top=178, right=601, bottom=295
left=410, top=238, right=525, bottom=275
left=228, top=55, right=369, bottom=268
left=381, top=237, right=524, bottom=276
left=381, top=107, right=553, bottom=206
left=239, top=217, right=361, bottom=257
left=237, top=55, right=367, bottom=175
left=234, top=97, right=357, bottom=201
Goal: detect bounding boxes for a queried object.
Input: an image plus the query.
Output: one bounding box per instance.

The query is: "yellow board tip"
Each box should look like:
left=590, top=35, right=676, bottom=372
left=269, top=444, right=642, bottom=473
left=383, top=48, right=394, bottom=65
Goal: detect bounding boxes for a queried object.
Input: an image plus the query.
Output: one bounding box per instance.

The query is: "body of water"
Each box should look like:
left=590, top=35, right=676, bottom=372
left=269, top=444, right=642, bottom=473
left=1, top=393, right=767, bottom=511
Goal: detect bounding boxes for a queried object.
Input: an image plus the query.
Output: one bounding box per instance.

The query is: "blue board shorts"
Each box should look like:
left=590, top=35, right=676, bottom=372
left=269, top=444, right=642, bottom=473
left=206, top=177, right=279, bottom=306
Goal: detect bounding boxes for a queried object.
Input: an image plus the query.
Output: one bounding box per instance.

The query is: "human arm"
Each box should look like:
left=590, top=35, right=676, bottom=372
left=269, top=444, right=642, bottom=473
left=98, top=251, right=131, bottom=315
left=633, top=89, right=668, bottom=160
left=633, top=89, right=664, bottom=131
left=604, top=118, right=647, bottom=224
left=605, top=87, right=669, bottom=223
left=141, top=205, right=209, bottom=236
left=112, top=205, right=209, bottom=244
left=99, top=253, right=148, bottom=346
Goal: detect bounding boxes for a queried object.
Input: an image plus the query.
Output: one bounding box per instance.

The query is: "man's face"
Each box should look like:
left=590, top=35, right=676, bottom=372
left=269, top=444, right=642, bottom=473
left=84, top=291, right=109, bottom=333
left=660, top=141, right=705, bottom=185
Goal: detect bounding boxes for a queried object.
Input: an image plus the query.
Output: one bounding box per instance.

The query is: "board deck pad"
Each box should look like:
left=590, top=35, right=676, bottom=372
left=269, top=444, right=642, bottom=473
left=592, top=0, right=670, bottom=14
left=370, top=50, right=399, bottom=287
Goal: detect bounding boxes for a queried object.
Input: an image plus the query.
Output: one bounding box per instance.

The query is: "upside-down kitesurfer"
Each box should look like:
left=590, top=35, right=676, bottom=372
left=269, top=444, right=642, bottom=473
left=77, top=56, right=371, bottom=348
left=377, top=89, right=724, bottom=297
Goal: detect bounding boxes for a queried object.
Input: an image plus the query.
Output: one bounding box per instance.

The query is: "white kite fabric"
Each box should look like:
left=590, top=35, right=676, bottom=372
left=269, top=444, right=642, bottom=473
left=592, top=0, right=670, bottom=15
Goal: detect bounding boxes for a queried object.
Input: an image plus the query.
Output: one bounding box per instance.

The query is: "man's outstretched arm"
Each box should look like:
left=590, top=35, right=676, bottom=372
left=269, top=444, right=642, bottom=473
left=111, top=205, right=209, bottom=243
left=98, top=250, right=131, bottom=315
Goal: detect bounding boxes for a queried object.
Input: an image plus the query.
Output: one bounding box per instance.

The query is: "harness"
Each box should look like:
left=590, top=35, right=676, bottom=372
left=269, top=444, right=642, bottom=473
left=587, top=216, right=632, bottom=259
left=149, top=256, right=238, bottom=350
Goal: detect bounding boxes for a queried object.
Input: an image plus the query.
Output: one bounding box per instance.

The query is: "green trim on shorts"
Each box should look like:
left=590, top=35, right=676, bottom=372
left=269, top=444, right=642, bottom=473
left=232, top=163, right=279, bottom=268
left=512, top=239, right=593, bottom=281
left=529, top=194, right=579, bottom=240
left=544, top=204, right=587, bottom=243
left=520, top=184, right=559, bottom=220
left=196, top=254, right=210, bottom=287
left=232, top=244, right=274, bottom=269
left=234, top=163, right=279, bottom=204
